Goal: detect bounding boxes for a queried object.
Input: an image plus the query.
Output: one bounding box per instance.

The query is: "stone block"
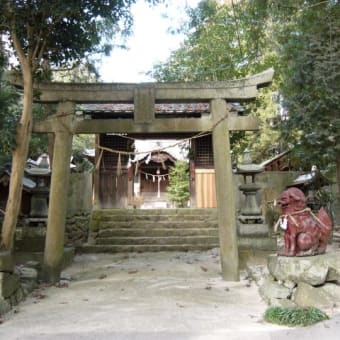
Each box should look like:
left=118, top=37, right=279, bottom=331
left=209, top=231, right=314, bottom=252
left=21, top=281, right=38, bottom=295
left=322, top=283, right=340, bottom=301
left=326, top=266, right=340, bottom=282
left=16, top=266, right=38, bottom=281
left=25, top=260, right=41, bottom=271
left=282, top=279, right=296, bottom=290
left=293, top=281, right=340, bottom=309
left=259, top=276, right=291, bottom=303
left=0, top=251, right=14, bottom=273
left=0, top=298, right=11, bottom=315
left=0, top=272, right=20, bottom=298
left=269, top=297, right=296, bottom=308
left=14, top=287, right=24, bottom=305
left=267, top=252, right=340, bottom=286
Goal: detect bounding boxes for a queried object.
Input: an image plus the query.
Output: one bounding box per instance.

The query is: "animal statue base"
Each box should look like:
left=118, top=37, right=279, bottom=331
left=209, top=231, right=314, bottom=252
left=275, top=187, right=332, bottom=257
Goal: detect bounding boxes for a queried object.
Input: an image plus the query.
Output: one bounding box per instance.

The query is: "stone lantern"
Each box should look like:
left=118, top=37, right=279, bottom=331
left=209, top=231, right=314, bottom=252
left=236, top=149, right=274, bottom=249
left=237, top=149, right=264, bottom=223
left=26, top=154, right=51, bottom=220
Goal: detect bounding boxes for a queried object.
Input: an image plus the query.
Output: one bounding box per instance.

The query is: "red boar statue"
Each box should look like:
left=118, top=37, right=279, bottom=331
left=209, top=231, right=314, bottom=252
left=275, top=187, right=332, bottom=257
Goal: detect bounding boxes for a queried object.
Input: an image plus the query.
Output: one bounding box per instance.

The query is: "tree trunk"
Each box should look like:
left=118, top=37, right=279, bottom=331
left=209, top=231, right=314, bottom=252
left=1, top=68, right=33, bottom=251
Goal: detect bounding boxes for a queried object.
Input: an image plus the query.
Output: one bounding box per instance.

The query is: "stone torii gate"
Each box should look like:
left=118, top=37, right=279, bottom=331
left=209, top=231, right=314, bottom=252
left=32, top=68, right=274, bottom=282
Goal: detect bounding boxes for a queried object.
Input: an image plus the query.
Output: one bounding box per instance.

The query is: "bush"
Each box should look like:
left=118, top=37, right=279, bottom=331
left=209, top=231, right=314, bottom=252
left=264, top=306, right=329, bottom=327
left=167, top=160, right=190, bottom=208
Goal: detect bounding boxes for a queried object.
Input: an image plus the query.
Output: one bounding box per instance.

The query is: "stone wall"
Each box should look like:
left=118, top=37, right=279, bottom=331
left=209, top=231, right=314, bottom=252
left=64, top=173, right=92, bottom=247
left=256, top=251, right=340, bottom=310
left=67, top=172, right=93, bottom=216
left=13, top=172, right=93, bottom=252
left=65, top=212, right=91, bottom=247
left=0, top=252, right=39, bottom=315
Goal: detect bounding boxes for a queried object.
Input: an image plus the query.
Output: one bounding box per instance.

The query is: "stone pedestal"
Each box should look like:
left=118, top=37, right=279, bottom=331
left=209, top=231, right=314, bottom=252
left=259, top=250, right=340, bottom=309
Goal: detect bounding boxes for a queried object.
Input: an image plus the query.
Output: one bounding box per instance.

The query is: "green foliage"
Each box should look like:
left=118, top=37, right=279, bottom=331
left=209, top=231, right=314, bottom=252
left=149, top=0, right=340, bottom=179
left=264, top=306, right=329, bottom=327
left=150, top=0, right=275, bottom=82
left=233, top=88, right=282, bottom=163
left=149, top=0, right=282, bottom=162
left=1, top=0, right=160, bottom=74
left=167, top=160, right=190, bottom=208
left=0, top=49, right=20, bottom=162
left=272, top=0, right=340, bottom=175
left=73, top=134, right=95, bottom=157
left=52, top=62, right=99, bottom=82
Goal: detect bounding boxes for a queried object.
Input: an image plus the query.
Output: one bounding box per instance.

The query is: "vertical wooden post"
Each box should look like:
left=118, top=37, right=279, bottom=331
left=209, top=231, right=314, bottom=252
left=211, top=99, right=239, bottom=281
left=42, top=102, right=75, bottom=283
left=93, top=134, right=101, bottom=208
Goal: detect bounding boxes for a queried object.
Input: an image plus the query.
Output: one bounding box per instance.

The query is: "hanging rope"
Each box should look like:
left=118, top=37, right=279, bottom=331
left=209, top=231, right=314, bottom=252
left=116, top=152, right=122, bottom=176
left=95, top=109, right=230, bottom=157
left=273, top=207, right=329, bottom=233
left=141, top=171, right=169, bottom=180
left=95, top=149, right=104, bottom=170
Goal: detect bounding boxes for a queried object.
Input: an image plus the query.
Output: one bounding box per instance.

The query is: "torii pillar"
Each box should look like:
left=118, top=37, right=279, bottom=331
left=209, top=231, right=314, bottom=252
left=42, top=101, right=75, bottom=283
left=211, top=99, right=239, bottom=280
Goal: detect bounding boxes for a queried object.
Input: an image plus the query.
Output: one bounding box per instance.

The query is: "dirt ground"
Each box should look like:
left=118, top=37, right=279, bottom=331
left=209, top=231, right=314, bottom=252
left=0, top=249, right=339, bottom=340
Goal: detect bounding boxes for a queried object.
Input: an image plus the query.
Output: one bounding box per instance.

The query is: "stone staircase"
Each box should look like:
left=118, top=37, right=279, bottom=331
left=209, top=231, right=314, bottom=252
left=80, top=208, right=277, bottom=253
left=82, top=209, right=219, bottom=253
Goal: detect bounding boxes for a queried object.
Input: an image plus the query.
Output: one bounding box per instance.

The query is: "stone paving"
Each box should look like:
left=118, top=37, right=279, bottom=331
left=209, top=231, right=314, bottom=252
left=0, top=249, right=339, bottom=339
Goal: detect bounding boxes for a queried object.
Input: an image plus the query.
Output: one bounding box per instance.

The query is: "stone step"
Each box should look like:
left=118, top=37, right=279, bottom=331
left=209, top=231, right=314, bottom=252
left=92, top=208, right=217, bottom=216
left=91, top=209, right=217, bottom=223
left=97, top=228, right=219, bottom=238
left=81, top=238, right=277, bottom=253
left=238, top=223, right=270, bottom=237
left=239, top=237, right=277, bottom=251
left=80, top=244, right=219, bottom=253
left=95, top=236, right=219, bottom=246
left=93, top=214, right=217, bottom=223
left=94, top=221, right=218, bottom=231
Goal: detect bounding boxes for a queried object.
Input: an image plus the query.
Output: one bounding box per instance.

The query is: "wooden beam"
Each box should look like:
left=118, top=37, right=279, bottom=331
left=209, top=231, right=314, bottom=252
left=211, top=99, right=239, bottom=281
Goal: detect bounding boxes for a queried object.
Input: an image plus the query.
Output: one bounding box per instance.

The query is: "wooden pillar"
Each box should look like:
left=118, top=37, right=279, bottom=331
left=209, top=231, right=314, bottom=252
left=211, top=99, right=239, bottom=281
left=93, top=134, right=101, bottom=208
left=42, top=102, right=75, bottom=283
